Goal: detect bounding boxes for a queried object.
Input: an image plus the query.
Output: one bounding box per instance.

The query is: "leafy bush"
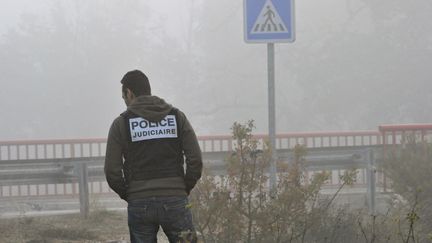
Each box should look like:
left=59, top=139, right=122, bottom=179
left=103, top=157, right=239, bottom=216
left=190, top=121, right=358, bottom=243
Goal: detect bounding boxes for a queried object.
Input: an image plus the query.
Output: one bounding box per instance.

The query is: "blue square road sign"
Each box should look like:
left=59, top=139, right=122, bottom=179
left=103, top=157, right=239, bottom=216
left=244, top=0, right=295, bottom=43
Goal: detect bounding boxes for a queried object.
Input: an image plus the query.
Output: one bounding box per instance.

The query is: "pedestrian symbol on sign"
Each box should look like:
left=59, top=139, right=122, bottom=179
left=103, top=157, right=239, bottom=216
left=251, top=0, right=289, bottom=34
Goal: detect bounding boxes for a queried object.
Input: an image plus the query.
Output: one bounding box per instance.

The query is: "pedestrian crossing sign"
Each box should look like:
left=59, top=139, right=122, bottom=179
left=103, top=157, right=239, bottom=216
left=244, top=0, right=295, bottom=43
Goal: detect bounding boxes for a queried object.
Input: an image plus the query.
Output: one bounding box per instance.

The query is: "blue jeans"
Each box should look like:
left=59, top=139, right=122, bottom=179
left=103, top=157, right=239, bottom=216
left=128, top=196, right=197, bottom=243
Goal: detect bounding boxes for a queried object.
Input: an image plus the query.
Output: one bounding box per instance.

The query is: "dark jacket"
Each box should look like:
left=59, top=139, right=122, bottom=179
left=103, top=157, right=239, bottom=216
left=104, top=95, right=202, bottom=201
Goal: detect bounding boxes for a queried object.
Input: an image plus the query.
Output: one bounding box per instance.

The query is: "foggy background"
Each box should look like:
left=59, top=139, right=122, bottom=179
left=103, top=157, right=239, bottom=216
left=0, top=0, right=430, bottom=140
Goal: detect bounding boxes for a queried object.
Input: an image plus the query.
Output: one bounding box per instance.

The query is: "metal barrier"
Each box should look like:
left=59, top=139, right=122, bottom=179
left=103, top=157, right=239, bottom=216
left=379, top=124, right=432, bottom=151
left=1, top=124, right=431, bottom=210
left=197, top=131, right=381, bottom=152
left=0, top=131, right=381, bottom=160
left=0, top=138, right=106, bottom=161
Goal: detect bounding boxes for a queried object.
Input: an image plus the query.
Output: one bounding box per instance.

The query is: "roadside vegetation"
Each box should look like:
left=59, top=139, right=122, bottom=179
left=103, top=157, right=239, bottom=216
left=190, top=121, right=432, bottom=243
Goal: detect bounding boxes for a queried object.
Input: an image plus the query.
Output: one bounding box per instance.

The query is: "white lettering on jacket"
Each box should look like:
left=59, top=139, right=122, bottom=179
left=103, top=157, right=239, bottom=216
left=129, top=115, right=178, bottom=142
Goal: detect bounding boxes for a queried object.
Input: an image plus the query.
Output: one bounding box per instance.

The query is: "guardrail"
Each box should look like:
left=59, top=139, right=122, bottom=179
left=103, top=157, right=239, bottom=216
left=0, top=138, right=106, bottom=161
left=3, top=123, right=431, bottom=161
left=1, top=124, right=431, bottom=217
left=0, top=131, right=381, bottom=161
left=198, top=131, right=381, bottom=152
left=0, top=148, right=387, bottom=217
left=0, top=148, right=383, bottom=198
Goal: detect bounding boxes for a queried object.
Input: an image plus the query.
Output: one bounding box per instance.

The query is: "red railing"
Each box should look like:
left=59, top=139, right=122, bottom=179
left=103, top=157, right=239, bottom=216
left=379, top=124, right=432, bottom=146
left=1, top=124, right=431, bottom=199
left=0, top=131, right=381, bottom=160
left=2, top=123, right=432, bottom=160
left=0, top=138, right=106, bottom=161
left=198, top=131, right=381, bottom=152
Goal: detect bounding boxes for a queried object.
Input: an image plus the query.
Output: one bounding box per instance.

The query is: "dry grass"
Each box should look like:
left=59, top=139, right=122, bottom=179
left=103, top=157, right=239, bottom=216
left=0, top=209, right=130, bottom=243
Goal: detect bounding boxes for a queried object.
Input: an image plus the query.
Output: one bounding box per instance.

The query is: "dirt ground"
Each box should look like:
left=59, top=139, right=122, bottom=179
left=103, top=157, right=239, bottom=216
left=0, top=210, right=170, bottom=243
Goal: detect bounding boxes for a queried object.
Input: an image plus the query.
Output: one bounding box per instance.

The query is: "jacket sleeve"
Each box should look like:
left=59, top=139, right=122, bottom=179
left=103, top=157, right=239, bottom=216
left=178, top=111, right=203, bottom=194
left=104, top=116, right=128, bottom=200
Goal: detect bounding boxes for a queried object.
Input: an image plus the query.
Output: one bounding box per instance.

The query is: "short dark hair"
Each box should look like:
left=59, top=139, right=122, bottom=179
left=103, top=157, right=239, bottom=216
left=120, top=70, right=151, bottom=96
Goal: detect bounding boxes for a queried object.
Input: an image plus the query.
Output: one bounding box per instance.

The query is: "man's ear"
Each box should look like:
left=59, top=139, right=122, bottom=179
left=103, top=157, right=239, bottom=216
left=126, top=88, right=135, bottom=99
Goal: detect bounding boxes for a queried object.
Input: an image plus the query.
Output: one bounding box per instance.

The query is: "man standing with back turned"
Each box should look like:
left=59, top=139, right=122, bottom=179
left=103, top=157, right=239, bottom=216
left=105, top=70, right=202, bottom=243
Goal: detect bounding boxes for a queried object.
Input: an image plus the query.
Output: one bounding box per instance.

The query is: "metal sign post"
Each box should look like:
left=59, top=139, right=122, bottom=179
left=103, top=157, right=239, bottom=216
left=76, top=162, right=89, bottom=219
left=244, top=0, right=295, bottom=194
left=267, top=43, right=277, bottom=194
left=366, top=149, right=376, bottom=215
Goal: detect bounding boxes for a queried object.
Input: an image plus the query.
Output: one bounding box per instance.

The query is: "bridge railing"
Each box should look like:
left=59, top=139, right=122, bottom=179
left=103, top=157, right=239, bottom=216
left=379, top=124, right=432, bottom=148
left=2, top=124, right=432, bottom=200
left=199, top=130, right=381, bottom=152
left=1, top=131, right=382, bottom=160
left=3, top=123, right=432, bottom=160
left=0, top=139, right=107, bottom=161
